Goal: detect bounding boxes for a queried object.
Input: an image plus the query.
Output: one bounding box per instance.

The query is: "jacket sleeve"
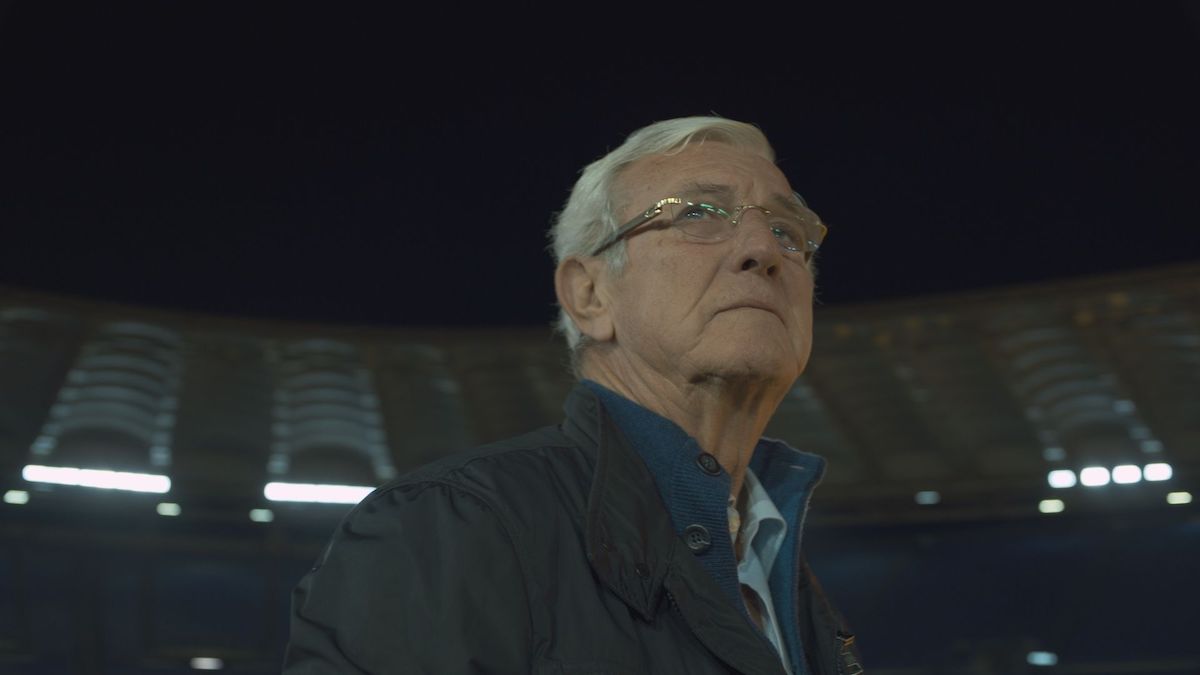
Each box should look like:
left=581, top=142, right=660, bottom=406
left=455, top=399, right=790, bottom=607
left=283, top=480, right=534, bottom=674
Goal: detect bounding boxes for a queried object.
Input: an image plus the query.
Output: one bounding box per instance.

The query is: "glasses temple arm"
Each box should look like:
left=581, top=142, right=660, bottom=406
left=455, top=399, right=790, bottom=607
left=588, top=208, right=660, bottom=256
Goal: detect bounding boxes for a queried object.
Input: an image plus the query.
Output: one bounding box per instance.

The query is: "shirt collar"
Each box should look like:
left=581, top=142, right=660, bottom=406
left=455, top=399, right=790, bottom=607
left=737, top=466, right=788, bottom=580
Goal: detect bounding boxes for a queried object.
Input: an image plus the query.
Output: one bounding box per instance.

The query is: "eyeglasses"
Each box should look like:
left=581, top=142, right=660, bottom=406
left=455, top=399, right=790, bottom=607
left=588, top=191, right=828, bottom=263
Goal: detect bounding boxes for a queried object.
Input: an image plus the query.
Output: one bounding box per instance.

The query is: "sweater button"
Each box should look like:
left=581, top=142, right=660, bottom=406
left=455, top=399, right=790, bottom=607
left=683, top=524, right=712, bottom=554
left=695, top=452, right=722, bottom=476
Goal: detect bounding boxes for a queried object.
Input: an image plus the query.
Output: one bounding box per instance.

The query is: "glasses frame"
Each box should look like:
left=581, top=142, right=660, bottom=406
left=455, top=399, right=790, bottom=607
left=588, top=193, right=828, bottom=261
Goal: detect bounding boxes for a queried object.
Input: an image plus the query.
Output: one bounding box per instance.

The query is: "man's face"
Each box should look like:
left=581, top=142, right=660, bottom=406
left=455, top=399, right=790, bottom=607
left=600, top=141, right=816, bottom=390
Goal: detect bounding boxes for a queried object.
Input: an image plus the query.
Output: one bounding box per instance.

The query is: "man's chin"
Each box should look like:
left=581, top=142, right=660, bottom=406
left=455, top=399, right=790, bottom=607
left=687, top=353, right=799, bottom=389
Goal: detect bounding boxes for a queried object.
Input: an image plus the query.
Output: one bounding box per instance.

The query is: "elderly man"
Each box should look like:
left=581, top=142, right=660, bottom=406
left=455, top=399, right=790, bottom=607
left=284, top=116, right=862, bottom=674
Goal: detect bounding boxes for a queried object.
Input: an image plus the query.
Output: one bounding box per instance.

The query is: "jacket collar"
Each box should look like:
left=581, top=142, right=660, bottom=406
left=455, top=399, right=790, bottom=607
left=561, top=383, right=794, bottom=675
left=562, top=383, right=676, bottom=620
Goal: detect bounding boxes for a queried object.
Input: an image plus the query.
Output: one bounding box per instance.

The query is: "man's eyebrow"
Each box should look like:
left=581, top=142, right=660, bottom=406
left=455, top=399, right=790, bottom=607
left=767, top=192, right=810, bottom=216
left=677, top=182, right=737, bottom=199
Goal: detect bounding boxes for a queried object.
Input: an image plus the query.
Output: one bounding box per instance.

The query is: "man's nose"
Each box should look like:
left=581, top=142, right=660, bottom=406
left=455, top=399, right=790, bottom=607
left=733, top=206, right=782, bottom=277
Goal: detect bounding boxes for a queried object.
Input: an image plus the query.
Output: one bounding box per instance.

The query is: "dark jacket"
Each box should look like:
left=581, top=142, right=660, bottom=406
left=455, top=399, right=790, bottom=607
left=284, top=384, right=863, bottom=674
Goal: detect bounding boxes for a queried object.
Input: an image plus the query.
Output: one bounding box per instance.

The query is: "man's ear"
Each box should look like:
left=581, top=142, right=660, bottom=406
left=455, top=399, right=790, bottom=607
left=554, top=256, right=615, bottom=343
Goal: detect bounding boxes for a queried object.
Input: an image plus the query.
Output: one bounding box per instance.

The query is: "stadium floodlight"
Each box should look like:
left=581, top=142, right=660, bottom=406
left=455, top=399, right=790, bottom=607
left=190, top=656, right=224, bottom=670
left=3, top=490, right=30, bottom=505
left=1079, top=467, right=1111, bottom=487
left=1047, top=469, right=1077, bottom=488
left=22, top=464, right=170, bottom=493
left=249, top=508, right=275, bottom=523
left=1026, top=651, right=1058, bottom=666
left=1038, top=499, right=1065, bottom=514
left=1166, top=491, right=1192, bottom=505
left=1143, top=463, right=1173, bottom=481
left=914, top=491, right=940, bottom=505
left=263, top=482, right=373, bottom=504
left=1111, top=464, right=1142, bottom=484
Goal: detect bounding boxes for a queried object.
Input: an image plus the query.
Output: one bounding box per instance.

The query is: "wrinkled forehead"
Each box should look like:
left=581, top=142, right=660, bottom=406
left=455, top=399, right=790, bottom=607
left=612, top=142, right=797, bottom=218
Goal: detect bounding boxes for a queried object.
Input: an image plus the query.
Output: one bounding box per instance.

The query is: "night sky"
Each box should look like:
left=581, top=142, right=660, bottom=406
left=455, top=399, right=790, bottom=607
left=2, top=3, right=1198, bottom=328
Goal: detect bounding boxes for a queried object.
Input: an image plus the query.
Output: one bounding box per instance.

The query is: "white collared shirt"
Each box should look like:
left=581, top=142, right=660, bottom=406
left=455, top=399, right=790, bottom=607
left=729, top=467, right=791, bottom=674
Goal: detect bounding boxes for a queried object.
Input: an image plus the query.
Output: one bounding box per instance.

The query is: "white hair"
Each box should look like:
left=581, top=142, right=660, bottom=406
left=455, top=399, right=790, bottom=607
left=547, top=116, right=777, bottom=375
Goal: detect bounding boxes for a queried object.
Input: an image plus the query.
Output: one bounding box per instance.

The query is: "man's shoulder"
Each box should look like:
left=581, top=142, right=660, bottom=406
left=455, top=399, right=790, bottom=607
left=357, top=423, right=593, bottom=520
left=399, top=423, right=582, bottom=482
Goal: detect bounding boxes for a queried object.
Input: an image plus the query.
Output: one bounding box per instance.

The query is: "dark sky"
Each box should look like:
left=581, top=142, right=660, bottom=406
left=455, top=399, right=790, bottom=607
left=2, top=3, right=1198, bottom=328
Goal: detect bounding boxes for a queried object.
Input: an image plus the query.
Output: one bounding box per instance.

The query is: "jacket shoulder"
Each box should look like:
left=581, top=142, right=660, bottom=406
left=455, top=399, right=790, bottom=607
left=355, top=423, right=593, bottom=525
left=399, top=424, right=575, bottom=480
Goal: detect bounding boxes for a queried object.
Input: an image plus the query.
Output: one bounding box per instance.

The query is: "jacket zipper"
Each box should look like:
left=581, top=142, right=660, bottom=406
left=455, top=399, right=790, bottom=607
left=836, top=632, right=862, bottom=675
left=666, top=588, right=681, bottom=614
left=665, top=588, right=706, bottom=653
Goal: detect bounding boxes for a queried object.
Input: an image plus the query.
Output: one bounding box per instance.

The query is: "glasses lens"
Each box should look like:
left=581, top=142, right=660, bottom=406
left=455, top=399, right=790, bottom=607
left=768, top=213, right=825, bottom=254
left=658, top=195, right=826, bottom=260
left=664, top=200, right=733, bottom=240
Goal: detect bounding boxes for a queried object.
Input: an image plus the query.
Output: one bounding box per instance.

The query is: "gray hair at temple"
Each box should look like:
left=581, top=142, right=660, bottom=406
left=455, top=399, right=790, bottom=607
left=547, top=116, right=777, bottom=376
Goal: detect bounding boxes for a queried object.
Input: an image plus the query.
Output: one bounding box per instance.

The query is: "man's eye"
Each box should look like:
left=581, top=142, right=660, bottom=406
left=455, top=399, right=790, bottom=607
left=681, top=206, right=711, bottom=220
left=771, top=225, right=800, bottom=245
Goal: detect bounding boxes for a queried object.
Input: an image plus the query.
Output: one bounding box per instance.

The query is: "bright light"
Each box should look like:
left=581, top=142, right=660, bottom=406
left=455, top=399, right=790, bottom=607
left=263, top=482, right=373, bottom=504
left=914, top=490, right=940, bottom=505
left=23, top=465, right=170, bottom=493
left=1047, top=469, right=1077, bottom=488
left=1111, top=465, right=1142, bottom=484
left=156, top=502, right=181, bottom=517
left=3, top=490, right=30, bottom=505
left=1026, top=651, right=1058, bottom=666
left=190, top=656, right=224, bottom=670
left=1038, top=499, right=1065, bottom=514
left=1167, top=491, right=1192, bottom=505
left=249, top=508, right=275, bottom=523
left=1079, top=467, right=1111, bottom=487
left=1144, top=463, right=1173, bottom=481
